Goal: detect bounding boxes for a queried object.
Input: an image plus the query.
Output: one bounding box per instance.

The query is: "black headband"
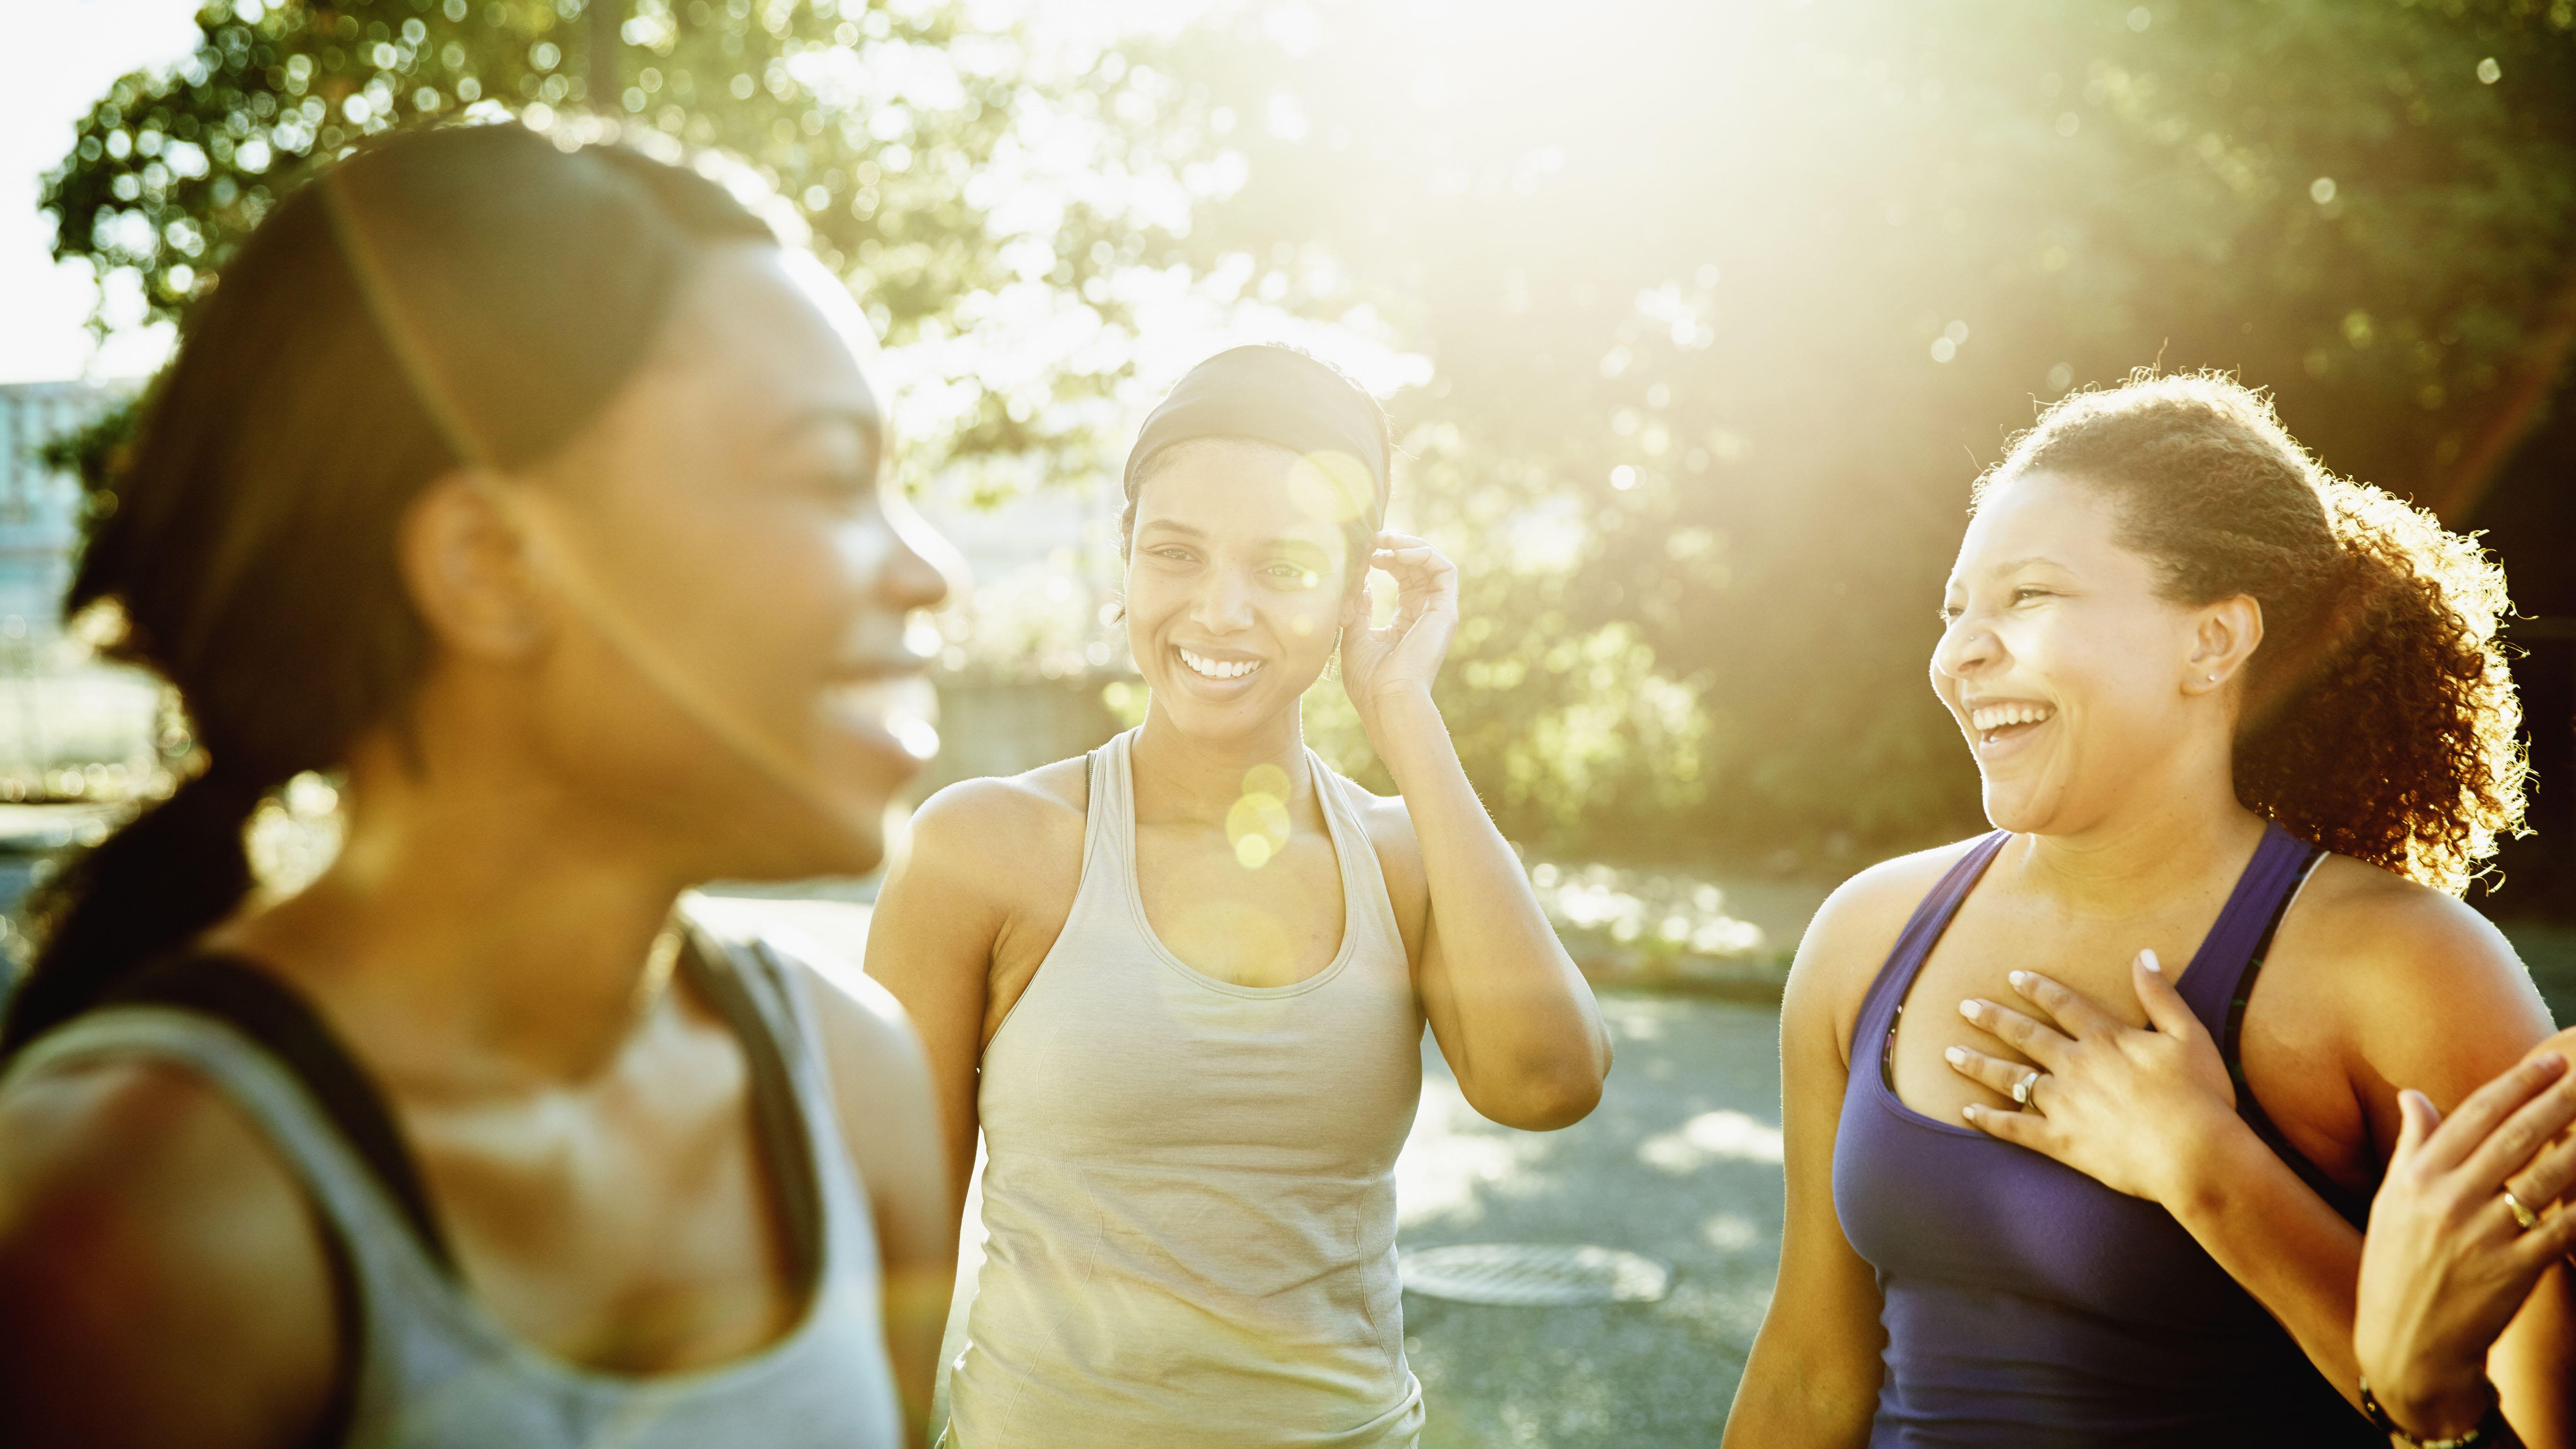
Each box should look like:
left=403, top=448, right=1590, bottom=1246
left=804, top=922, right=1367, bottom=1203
left=1122, top=345, right=1389, bottom=521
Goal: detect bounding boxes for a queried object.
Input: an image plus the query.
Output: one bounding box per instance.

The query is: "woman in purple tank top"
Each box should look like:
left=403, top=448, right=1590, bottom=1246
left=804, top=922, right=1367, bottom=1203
left=1723, top=373, right=2566, bottom=1448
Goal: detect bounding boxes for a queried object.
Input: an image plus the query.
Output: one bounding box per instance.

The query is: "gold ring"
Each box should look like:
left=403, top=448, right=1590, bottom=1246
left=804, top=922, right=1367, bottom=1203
left=2505, top=1188, right=2539, bottom=1233
left=2011, top=1070, right=2042, bottom=1107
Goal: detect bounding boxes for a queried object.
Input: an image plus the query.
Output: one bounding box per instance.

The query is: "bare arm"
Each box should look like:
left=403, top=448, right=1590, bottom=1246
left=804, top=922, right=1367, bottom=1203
left=0, top=1057, right=337, bottom=1448
left=1722, top=863, right=1947, bottom=1447
left=798, top=948, right=960, bottom=1449
left=1342, top=534, right=1609, bottom=1130
left=860, top=783, right=1027, bottom=1240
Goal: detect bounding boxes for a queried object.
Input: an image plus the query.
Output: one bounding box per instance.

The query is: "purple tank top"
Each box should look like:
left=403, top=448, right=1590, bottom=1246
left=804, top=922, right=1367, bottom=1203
left=1831, top=823, right=2380, bottom=1448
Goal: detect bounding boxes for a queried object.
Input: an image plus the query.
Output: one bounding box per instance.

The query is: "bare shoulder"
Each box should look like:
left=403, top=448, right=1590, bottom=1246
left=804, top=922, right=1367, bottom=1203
left=0, top=1052, right=334, bottom=1441
left=2271, top=853, right=2550, bottom=1071
left=896, top=758, right=1090, bottom=905
left=1784, top=837, right=1991, bottom=1064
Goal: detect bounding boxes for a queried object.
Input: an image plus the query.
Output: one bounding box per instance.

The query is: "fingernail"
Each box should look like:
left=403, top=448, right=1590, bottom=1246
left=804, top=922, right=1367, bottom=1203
left=1959, top=1000, right=1979, bottom=1019
left=2139, top=949, right=2161, bottom=974
left=2008, top=971, right=2030, bottom=990
left=2539, top=1054, right=2569, bottom=1078
left=1945, top=1047, right=1966, bottom=1066
left=1961, top=1105, right=1980, bottom=1121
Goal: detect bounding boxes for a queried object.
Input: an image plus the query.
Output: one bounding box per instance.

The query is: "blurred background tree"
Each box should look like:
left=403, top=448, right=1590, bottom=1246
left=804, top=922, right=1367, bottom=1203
left=38, top=0, right=2576, bottom=911
left=1187, top=0, right=2576, bottom=905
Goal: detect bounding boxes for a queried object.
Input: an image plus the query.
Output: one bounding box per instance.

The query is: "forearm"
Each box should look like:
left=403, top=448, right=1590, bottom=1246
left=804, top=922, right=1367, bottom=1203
left=1722, top=1313, right=1881, bottom=1448
left=1366, top=688, right=1609, bottom=1101
left=2166, top=1120, right=2368, bottom=1407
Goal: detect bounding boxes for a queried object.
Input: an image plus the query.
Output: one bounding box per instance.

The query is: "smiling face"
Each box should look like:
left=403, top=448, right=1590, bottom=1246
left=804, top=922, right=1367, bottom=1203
left=516, top=243, right=952, bottom=878
left=1931, top=470, right=2220, bottom=835
left=1124, top=438, right=1356, bottom=742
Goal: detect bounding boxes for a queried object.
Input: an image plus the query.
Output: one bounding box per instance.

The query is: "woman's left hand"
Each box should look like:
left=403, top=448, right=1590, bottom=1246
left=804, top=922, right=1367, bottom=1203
left=1947, top=950, right=2245, bottom=1203
left=1339, top=531, right=1460, bottom=731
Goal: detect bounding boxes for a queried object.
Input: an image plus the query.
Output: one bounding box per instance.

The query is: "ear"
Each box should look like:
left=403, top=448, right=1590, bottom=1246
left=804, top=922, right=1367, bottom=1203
left=2186, top=592, right=2263, bottom=696
left=395, top=472, right=557, bottom=662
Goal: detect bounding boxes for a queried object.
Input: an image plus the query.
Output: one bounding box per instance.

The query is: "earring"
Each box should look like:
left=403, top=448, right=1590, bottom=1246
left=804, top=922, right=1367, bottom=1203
left=2205, top=674, right=2218, bottom=683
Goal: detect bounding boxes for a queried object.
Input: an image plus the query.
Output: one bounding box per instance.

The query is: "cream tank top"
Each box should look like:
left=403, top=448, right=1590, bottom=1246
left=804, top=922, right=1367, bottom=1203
left=946, top=728, right=1428, bottom=1448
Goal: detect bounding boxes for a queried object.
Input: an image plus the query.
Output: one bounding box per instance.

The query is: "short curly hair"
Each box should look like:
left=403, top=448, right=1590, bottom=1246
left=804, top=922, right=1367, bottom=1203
left=1976, top=371, right=2527, bottom=895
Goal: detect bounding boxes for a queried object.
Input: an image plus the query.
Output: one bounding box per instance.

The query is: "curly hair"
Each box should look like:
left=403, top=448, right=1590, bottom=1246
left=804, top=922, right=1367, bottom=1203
left=1976, top=371, right=2526, bottom=895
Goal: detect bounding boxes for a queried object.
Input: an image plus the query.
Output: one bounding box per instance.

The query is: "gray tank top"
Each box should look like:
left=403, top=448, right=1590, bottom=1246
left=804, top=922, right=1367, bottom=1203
left=2, top=926, right=903, bottom=1449
left=946, top=729, right=1427, bottom=1448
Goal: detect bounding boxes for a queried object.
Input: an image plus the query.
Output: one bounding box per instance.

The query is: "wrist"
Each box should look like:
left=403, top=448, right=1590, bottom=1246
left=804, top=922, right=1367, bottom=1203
left=2150, top=1098, right=2263, bottom=1217
left=2363, top=1373, right=2502, bottom=1446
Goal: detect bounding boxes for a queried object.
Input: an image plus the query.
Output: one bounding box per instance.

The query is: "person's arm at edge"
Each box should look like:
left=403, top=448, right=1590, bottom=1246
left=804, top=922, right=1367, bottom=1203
left=1721, top=853, right=1960, bottom=1448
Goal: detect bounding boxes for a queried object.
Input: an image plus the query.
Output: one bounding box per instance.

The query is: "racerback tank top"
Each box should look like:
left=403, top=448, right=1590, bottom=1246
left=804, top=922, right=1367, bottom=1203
left=0, top=924, right=904, bottom=1449
left=1831, top=822, right=2380, bottom=1447
left=946, top=728, right=1427, bottom=1448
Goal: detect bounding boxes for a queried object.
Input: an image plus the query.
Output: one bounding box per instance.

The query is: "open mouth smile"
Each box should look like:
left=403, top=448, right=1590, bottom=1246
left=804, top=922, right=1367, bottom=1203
left=1177, top=646, right=1264, bottom=682
left=1968, top=700, right=2055, bottom=749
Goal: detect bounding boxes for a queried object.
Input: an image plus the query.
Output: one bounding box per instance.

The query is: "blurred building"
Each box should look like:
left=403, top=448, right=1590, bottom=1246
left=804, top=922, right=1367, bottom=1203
left=0, top=380, right=160, bottom=797
left=0, top=381, right=103, bottom=643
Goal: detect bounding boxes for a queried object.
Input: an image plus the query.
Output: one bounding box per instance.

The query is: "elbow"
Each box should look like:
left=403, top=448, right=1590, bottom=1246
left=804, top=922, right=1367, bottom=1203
left=1475, top=1061, right=1607, bottom=1132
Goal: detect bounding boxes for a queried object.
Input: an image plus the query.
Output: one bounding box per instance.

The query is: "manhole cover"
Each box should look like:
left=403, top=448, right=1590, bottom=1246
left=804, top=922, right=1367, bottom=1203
left=1398, top=1243, right=1672, bottom=1306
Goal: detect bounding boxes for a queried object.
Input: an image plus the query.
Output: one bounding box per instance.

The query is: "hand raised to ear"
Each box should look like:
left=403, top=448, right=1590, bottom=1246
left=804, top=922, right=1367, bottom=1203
left=1337, top=531, right=1459, bottom=729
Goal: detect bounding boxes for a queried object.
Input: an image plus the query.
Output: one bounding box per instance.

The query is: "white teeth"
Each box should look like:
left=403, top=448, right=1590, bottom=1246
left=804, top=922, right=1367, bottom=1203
left=1179, top=648, right=1263, bottom=682
left=1969, top=703, right=2055, bottom=733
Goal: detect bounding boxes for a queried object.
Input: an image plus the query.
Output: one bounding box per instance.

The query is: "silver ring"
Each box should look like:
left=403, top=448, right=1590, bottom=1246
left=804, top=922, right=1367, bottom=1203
left=2011, top=1070, right=2042, bottom=1107
left=2505, top=1188, right=2539, bottom=1233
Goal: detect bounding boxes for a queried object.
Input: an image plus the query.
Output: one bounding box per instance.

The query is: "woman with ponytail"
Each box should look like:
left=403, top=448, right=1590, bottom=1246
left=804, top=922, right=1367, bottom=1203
left=1726, top=372, right=2563, bottom=1446
left=0, top=123, right=957, bottom=1447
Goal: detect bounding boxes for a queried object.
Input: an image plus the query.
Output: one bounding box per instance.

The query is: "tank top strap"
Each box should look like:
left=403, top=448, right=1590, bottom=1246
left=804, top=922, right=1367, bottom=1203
left=1090, top=729, right=1139, bottom=871
left=2169, top=821, right=2323, bottom=1027
left=1307, top=745, right=1411, bottom=962
left=1852, top=832, right=2013, bottom=1054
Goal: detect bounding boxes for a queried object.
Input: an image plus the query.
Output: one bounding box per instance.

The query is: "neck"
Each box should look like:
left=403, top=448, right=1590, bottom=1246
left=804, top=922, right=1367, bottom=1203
left=1131, top=700, right=1314, bottom=823
left=221, top=731, right=702, bottom=1089
left=2007, top=740, right=2268, bottom=917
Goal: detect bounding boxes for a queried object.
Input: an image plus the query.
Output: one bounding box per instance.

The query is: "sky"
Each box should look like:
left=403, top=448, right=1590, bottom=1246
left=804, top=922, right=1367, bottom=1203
left=0, top=0, right=207, bottom=383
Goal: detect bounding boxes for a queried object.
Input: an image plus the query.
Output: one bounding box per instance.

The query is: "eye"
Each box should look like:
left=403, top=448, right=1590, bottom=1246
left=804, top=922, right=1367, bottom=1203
left=2012, top=587, right=2056, bottom=605
left=1267, top=564, right=1320, bottom=585
left=1937, top=604, right=1962, bottom=625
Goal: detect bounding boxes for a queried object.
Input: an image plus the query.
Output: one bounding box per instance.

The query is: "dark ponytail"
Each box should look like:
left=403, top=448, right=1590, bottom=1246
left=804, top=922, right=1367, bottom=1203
left=0, top=124, right=773, bottom=1056
left=1977, top=371, right=2525, bottom=895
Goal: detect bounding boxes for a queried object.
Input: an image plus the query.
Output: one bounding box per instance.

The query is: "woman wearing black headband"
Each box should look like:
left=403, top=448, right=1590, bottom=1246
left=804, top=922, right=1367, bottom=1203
left=868, top=344, right=1612, bottom=1446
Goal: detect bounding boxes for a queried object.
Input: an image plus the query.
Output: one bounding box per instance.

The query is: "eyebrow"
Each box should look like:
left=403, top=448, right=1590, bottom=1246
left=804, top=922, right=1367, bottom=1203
left=1135, top=521, right=1333, bottom=553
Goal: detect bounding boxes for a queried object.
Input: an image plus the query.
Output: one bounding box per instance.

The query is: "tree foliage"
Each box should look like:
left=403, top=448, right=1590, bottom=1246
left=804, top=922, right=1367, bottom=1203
left=41, top=0, right=1228, bottom=477
left=1183, top=0, right=2576, bottom=861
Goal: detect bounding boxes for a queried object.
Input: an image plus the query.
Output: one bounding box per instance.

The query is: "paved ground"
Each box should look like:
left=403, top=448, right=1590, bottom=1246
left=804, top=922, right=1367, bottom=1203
left=1394, top=994, right=1783, bottom=1447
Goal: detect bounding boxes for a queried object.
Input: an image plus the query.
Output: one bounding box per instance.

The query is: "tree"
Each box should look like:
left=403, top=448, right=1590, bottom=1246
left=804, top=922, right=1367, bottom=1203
left=40, top=0, right=1232, bottom=485
left=1181, top=0, right=2576, bottom=863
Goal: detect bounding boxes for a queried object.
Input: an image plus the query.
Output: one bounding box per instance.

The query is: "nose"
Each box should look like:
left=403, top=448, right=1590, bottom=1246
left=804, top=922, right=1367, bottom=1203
left=1931, top=613, right=1998, bottom=683
left=1189, top=564, right=1255, bottom=635
left=879, top=493, right=961, bottom=615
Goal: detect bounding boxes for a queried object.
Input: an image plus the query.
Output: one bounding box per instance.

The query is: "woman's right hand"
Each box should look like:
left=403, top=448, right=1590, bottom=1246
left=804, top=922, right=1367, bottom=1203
left=2356, top=1047, right=2576, bottom=1440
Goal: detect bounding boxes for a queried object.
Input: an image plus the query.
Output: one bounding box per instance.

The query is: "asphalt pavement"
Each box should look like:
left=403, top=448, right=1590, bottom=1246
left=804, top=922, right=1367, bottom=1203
left=1396, top=994, right=1783, bottom=1447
